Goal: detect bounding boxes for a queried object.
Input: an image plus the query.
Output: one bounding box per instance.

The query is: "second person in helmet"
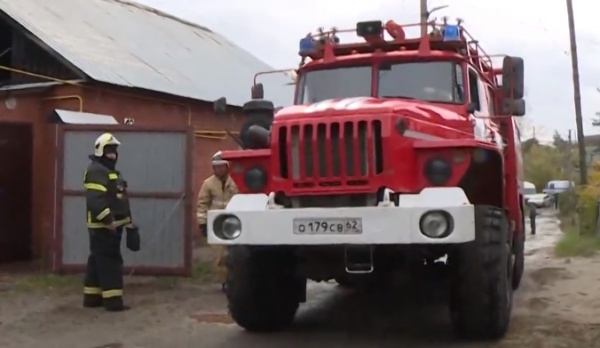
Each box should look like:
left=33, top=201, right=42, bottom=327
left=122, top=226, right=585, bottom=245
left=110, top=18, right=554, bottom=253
left=197, top=151, right=238, bottom=292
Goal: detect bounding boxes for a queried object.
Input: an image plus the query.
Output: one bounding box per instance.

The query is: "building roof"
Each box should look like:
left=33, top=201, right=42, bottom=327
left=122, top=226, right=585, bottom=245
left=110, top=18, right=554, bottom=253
left=0, top=0, right=293, bottom=107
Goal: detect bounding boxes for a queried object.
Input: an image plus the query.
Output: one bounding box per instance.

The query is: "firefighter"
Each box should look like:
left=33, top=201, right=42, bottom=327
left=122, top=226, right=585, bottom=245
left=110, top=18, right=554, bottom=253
left=197, top=151, right=238, bottom=292
left=82, top=133, right=134, bottom=312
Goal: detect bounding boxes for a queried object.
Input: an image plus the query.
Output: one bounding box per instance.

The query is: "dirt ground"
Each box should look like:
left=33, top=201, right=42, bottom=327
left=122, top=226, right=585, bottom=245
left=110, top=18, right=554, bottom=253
left=1, top=209, right=600, bottom=348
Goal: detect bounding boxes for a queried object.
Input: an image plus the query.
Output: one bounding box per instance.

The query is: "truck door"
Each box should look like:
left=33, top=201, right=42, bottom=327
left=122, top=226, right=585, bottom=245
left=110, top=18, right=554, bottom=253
left=467, top=68, right=486, bottom=140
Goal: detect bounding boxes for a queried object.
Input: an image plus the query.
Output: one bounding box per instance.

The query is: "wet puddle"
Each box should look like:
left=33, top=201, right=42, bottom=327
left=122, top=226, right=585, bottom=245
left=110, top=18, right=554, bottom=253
left=524, top=209, right=562, bottom=260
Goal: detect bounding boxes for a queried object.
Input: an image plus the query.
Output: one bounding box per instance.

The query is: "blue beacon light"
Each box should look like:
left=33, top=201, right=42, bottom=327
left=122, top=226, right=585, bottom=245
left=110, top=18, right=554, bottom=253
left=299, top=34, right=316, bottom=56
left=443, top=24, right=460, bottom=41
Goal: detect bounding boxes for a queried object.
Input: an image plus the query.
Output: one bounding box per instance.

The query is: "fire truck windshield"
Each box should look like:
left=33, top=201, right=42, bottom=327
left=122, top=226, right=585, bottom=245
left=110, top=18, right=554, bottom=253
left=296, top=61, right=464, bottom=104
left=379, top=62, right=463, bottom=103
left=296, top=65, right=372, bottom=104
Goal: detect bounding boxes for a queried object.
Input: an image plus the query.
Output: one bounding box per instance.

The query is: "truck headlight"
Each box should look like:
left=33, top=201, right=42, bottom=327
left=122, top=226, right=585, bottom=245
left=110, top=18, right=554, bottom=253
left=419, top=211, right=453, bottom=238
left=424, top=158, right=452, bottom=185
left=213, top=215, right=242, bottom=240
left=244, top=167, right=267, bottom=192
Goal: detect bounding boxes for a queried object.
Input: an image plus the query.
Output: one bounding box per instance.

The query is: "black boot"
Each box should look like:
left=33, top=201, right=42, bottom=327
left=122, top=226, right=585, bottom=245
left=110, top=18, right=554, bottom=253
left=103, top=297, right=131, bottom=312
left=83, top=294, right=103, bottom=308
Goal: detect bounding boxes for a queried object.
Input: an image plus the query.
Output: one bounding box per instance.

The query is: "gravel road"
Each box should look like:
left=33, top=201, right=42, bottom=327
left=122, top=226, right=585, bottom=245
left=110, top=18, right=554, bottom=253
left=1, top=209, right=599, bottom=348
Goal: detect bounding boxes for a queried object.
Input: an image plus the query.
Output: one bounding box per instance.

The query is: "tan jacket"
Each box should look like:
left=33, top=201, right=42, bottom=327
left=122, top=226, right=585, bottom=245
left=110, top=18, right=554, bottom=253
left=196, top=174, right=238, bottom=225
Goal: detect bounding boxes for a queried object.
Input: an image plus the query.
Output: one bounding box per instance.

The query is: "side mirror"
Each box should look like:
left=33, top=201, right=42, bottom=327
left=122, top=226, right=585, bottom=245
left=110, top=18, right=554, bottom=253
left=502, top=56, right=524, bottom=99
left=213, top=97, right=227, bottom=115
left=251, top=83, right=264, bottom=99
left=502, top=98, right=526, bottom=116
left=467, top=102, right=477, bottom=113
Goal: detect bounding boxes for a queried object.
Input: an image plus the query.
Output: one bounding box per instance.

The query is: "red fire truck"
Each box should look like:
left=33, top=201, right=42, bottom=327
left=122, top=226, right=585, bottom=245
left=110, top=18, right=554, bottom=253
left=209, top=18, right=526, bottom=340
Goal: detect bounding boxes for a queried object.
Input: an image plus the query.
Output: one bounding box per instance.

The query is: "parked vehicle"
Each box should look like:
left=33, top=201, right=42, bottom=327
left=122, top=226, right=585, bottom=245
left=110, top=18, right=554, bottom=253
left=543, top=180, right=574, bottom=195
left=526, top=193, right=553, bottom=208
left=523, top=181, right=537, bottom=202
left=208, top=18, right=526, bottom=340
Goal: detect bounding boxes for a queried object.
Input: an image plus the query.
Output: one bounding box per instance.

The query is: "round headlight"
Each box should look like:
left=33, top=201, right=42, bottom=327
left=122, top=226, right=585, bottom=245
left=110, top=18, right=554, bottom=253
left=216, top=216, right=241, bottom=240
left=419, top=211, right=453, bottom=238
left=244, top=167, right=267, bottom=192
left=423, top=158, right=452, bottom=185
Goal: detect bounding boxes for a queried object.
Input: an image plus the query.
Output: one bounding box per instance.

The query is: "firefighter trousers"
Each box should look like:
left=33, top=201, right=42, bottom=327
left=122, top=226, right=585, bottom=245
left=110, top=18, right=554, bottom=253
left=83, top=227, right=125, bottom=311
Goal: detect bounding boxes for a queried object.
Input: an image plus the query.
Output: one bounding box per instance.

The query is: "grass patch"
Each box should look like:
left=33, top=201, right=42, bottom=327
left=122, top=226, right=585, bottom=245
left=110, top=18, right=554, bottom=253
left=555, top=224, right=600, bottom=258
left=8, top=260, right=217, bottom=293
left=191, top=260, right=215, bottom=282
left=10, top=273, right=80, bottom=293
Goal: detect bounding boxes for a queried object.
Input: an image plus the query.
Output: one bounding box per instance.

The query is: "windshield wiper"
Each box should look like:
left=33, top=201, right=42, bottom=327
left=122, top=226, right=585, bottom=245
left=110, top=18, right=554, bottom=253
left=381, top=95, right=417, bottom=100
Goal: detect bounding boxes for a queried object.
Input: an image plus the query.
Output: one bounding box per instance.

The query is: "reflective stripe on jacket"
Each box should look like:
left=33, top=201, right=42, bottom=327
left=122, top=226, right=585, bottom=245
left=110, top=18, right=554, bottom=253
left=84, top=159, right=132, bottom=229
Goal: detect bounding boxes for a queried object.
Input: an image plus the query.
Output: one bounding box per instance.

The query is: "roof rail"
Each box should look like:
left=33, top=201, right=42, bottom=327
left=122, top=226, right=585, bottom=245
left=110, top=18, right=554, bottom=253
left=298, top=19, right=496, bottom=79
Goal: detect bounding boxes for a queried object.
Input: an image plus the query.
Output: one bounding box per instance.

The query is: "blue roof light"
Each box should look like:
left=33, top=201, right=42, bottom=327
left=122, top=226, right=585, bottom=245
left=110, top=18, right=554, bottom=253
left=443, top=24, right=460, bottom=41
left=299, top=35, right=316, bottom=56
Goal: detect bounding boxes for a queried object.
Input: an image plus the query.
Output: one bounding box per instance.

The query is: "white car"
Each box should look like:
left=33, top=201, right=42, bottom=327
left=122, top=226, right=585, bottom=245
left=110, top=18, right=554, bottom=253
left=543, top=180, right=574, bottom=195
left=525, top=193, right=553, bottom=208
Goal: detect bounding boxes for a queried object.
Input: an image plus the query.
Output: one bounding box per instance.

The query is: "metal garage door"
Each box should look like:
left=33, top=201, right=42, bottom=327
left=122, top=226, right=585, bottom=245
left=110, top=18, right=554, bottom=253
left=54, top=125, right=194, bottom=276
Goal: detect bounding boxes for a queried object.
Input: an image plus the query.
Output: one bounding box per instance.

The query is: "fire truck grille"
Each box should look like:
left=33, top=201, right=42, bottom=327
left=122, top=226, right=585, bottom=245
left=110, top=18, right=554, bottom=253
left=277, top=120, right=383, bottom=184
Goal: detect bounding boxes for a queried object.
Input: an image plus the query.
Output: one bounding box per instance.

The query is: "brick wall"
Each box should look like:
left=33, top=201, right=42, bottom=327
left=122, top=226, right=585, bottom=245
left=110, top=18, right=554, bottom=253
left=49, top=84, right=246, bottom=242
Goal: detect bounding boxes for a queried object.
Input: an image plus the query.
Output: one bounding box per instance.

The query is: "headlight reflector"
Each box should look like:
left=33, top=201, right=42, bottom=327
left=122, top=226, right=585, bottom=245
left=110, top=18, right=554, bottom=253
left=213, top=215, right=242, bottom=240
left=244, top=167, right=268, bottom=192
left=419, top=211, right=453, bottom=238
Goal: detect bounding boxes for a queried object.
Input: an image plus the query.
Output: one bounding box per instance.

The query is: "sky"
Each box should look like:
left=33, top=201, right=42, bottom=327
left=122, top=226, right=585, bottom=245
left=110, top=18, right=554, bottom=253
left=138, top=0, right=600, bottom=141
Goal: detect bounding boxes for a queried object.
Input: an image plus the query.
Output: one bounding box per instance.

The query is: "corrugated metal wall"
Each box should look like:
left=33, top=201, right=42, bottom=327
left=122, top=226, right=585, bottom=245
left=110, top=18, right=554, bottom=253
left=59, top=128, right=191, bottom=274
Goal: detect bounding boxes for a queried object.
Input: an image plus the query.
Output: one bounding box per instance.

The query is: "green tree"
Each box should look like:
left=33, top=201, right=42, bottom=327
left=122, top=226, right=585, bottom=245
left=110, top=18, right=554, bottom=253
left=552, top=131, right=569, bottom=152
left=521, top=137, right=538, bottom=153
left=523, top=143, right=564, bottom=191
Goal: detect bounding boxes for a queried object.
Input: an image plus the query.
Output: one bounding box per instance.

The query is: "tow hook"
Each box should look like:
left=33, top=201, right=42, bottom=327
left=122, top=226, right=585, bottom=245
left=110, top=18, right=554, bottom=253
left=345, top=245, right=374, bottom=274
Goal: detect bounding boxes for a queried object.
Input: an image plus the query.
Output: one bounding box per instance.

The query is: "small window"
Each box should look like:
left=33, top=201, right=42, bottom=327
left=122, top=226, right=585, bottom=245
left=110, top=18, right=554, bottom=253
left=454, top=64, right=465, bottom=102
left=468, top=69, right=480, bottom=111
left=487, top=86, right=495, bottom=115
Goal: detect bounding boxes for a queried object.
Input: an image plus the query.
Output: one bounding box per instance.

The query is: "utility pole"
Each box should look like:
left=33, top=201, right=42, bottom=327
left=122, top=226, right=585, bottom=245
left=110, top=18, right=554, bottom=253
left=566, top=0, right=588, bottom=184
left=567, top=129, right=573, bottom=180
left=420, top=0, right=428, bottom=37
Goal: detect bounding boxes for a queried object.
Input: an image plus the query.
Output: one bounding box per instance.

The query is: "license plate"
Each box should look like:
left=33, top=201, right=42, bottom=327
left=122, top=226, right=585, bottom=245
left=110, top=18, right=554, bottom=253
left=293, top=218, right=363, bottom=235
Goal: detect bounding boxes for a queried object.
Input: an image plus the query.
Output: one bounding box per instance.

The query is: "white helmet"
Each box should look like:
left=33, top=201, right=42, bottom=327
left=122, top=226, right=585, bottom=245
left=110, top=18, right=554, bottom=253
left=212, top=151, right=228, bottom=166
left=94, top=133, right=121, bottom=157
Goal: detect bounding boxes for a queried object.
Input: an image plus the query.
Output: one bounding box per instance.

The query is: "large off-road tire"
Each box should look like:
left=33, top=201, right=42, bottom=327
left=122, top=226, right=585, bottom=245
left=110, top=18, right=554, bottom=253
left=226, top=246, right=303, bottom=332
left=449, top=206, right=513, bottom=340
left=512, top=215, right=525, bottom=290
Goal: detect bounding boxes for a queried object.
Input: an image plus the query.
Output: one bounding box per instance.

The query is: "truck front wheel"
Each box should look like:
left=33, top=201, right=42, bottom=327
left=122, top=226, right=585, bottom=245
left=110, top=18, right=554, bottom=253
left=226, top=246, right=303, bottom=332
left=512, top=216, right=525, bottom=290
left=448, top=205, right=513, bottom=340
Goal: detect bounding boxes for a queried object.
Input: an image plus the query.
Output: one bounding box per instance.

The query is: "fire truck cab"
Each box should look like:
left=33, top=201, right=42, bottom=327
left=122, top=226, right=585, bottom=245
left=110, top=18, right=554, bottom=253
left=208, top=19, right=525, bottom=340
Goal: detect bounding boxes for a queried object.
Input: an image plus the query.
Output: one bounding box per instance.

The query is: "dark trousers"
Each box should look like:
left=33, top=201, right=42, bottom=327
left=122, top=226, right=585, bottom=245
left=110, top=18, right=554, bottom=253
left=530, top=218, right=536, bottom=235
left=83, top=227, right=125, bottom=310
